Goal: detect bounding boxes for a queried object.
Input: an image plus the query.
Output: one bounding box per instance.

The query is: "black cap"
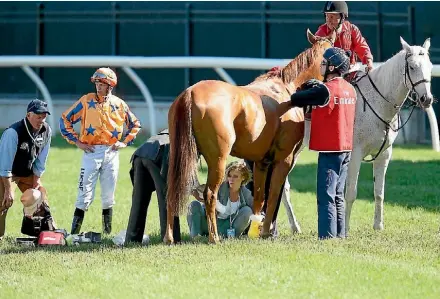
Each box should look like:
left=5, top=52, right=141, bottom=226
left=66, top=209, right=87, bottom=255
left=27, top=99, right=51, bottom=115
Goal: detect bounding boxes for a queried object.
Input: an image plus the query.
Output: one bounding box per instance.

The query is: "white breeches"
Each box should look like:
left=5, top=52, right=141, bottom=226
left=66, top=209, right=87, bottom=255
left=75, top=145, right=120, bottom=211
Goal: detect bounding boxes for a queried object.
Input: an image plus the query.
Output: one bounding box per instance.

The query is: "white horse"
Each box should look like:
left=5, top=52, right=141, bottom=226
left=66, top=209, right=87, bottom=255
left=345, top=36, right=434, bottom=233
left=281, top=37, right=433, bottom=236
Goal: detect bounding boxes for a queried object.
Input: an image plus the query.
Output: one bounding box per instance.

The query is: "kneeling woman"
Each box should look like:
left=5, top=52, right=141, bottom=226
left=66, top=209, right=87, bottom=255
left=187, top=160, right=253, bottom=239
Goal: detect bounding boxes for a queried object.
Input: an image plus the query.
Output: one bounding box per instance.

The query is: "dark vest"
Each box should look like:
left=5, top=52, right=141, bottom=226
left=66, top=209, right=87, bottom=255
left=9, top=118, right=51, bottom=177
left=131, top=129, right=170, bottom=178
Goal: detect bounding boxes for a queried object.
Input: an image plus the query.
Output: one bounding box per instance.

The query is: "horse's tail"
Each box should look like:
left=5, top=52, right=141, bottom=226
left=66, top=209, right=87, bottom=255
left=167, top=89, right=199, bottom=216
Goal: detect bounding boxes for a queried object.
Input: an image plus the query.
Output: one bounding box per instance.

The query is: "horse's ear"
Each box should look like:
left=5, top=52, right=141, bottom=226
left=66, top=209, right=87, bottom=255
left=400, top=36, right=411, bottom=52
left=307, top=28, right=317, bottom=45
left=423, top=38, right=431, bottom=51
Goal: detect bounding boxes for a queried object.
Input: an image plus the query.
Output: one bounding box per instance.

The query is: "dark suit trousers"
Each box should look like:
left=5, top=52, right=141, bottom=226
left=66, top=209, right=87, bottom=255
left=126, top=156, right=181, bottom=243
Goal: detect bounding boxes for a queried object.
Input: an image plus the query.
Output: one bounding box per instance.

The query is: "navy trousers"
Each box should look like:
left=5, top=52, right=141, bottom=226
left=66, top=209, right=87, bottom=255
left=317, top=152, right=351, bottom=239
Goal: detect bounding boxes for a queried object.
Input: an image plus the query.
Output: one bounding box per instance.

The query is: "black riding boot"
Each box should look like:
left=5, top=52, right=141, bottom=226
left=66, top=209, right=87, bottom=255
left=71, top=208, right=85, bottom=234
left=102, top=208, right=113, bottom=234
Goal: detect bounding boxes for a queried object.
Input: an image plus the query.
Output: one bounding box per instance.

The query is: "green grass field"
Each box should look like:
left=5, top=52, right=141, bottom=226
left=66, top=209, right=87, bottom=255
left=0, top=136, right=439, bottom=299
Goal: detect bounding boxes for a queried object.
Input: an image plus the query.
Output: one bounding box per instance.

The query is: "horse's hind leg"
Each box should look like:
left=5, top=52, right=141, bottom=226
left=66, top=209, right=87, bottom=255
left=345, top=149, right=363, bottom=235
left=198, top=128, right=233, bottom=243
left=372, top=146, right=392, bottom=231
left=203, top=154, right=229, bottom=244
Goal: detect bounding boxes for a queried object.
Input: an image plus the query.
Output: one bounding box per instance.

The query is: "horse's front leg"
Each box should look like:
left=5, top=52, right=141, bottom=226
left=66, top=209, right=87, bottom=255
left=262, top=161, right=291, bottom=238
left=372, top=146, right=392, bottom=231
left=280, top=147, right=304, bottom=235
left=252, top=161, right=269, bottom=216
left=249, top=161, right=269, bottom=238
left=345, top=148, right=363, bottom=235
left=281, top=178, right=302, bottom=234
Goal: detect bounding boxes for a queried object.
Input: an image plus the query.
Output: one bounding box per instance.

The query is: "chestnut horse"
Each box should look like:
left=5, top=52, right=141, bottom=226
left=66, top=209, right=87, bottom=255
left=165, top=30, right=335, bottom=244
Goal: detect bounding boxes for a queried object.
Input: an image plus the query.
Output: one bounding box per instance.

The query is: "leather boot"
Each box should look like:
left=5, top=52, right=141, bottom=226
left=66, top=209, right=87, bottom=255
left=102, top=208, right=112, bottom=234
left=71, top=216, right=83, bottom=234
left=71, top=208, right=85, bottom=234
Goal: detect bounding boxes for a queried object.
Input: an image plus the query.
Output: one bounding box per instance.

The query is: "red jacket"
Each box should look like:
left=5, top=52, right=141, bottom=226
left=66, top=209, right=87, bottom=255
left=309, top=77, right=357, bottom=152
left=315, top=21, right=373, bottom=66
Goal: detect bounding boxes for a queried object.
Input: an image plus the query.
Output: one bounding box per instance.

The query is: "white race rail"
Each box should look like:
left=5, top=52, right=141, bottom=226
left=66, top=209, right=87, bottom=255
left=0, top=56, right=438, bottom=152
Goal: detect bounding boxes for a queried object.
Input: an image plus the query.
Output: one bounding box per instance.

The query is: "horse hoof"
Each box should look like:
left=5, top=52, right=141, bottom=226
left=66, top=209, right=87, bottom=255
left=163, top=236, right=174, bottom=245
left=373, top=223, right=384, bottom=230
left=208, top=236, right=220, bottom=244
left=291, top=225, right=302, bottom=234
left=261, top=233, right=272, bottom=239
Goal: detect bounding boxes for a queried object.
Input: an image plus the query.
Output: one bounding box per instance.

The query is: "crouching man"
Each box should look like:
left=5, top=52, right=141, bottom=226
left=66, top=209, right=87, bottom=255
left=0, top=99, right=56, bottom=239
left=126, top=129, right=181, bottom=243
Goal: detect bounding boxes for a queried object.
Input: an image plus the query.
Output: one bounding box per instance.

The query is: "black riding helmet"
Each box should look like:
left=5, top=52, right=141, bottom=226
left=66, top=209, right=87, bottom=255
left=323, top=1, right=348, bottom=17
left=322, top=47, right=351, bottom=81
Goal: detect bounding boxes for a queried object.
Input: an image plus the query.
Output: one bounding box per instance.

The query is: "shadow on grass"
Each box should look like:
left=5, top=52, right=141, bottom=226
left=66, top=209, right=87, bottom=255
left=287, top=160, right=439, bottom=213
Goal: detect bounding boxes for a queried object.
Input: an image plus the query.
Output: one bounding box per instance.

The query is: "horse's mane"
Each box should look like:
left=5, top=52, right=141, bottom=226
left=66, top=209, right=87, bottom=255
left=255, top=43, right=324, bottom=84
left=369, top=49, right=408, bottom=87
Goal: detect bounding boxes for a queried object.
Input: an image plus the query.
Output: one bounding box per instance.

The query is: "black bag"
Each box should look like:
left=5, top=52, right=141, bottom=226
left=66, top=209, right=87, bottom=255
left=21, top=215, right=54, bottom=237
left=21, top=199, right=55, bottom=237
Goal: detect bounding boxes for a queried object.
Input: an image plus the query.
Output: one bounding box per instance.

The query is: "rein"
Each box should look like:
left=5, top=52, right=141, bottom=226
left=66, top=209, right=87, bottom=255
left=354, top=52, right=427, bottom=162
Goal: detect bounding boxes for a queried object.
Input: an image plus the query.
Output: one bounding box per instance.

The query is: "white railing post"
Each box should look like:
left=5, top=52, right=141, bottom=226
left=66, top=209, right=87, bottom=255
left=21, top=65, right=56, bottom=137
left=214, top=67, right=236, bottom=85
left=122, top=67, right=157, bottom=136
left=425, top=106, right=440, bottom=152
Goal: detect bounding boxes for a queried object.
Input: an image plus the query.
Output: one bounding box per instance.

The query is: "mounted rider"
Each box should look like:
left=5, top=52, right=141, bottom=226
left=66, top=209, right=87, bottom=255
left=316, top=1, right=374, bottom=72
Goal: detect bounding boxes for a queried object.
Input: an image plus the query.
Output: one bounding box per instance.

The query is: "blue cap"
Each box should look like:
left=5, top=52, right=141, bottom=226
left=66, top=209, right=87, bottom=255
left=27, top=99, right=50, bottom=115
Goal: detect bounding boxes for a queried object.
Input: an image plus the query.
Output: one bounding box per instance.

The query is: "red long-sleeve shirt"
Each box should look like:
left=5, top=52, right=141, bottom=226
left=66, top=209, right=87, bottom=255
left=315, top=21, right=373, bottom=66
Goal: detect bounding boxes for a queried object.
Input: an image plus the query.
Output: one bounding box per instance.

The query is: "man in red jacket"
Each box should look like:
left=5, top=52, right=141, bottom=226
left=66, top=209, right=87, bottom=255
left=283, top=47, right=357, bottom=239
left=316, top=1, right=374, bottom=71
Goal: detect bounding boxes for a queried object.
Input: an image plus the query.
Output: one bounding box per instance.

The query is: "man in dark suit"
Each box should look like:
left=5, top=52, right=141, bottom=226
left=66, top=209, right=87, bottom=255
left=125, top=129, right=181, bottom=243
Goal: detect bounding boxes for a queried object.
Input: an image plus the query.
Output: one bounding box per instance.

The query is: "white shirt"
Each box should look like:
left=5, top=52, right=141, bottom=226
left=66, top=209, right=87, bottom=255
left=216, top=198, right=240, bottom=219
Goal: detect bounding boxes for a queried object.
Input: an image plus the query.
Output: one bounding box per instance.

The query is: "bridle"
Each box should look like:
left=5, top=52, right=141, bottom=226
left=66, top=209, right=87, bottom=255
left=403, top=52, right=431, bottom=102
left=354, top=51, right=431, bottom=162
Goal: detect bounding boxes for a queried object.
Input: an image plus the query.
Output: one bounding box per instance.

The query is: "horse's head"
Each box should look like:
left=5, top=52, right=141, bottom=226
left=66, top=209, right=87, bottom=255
left=400, top=36, right=434, bottom=108
left=305, top=29, right=336, bottom=81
